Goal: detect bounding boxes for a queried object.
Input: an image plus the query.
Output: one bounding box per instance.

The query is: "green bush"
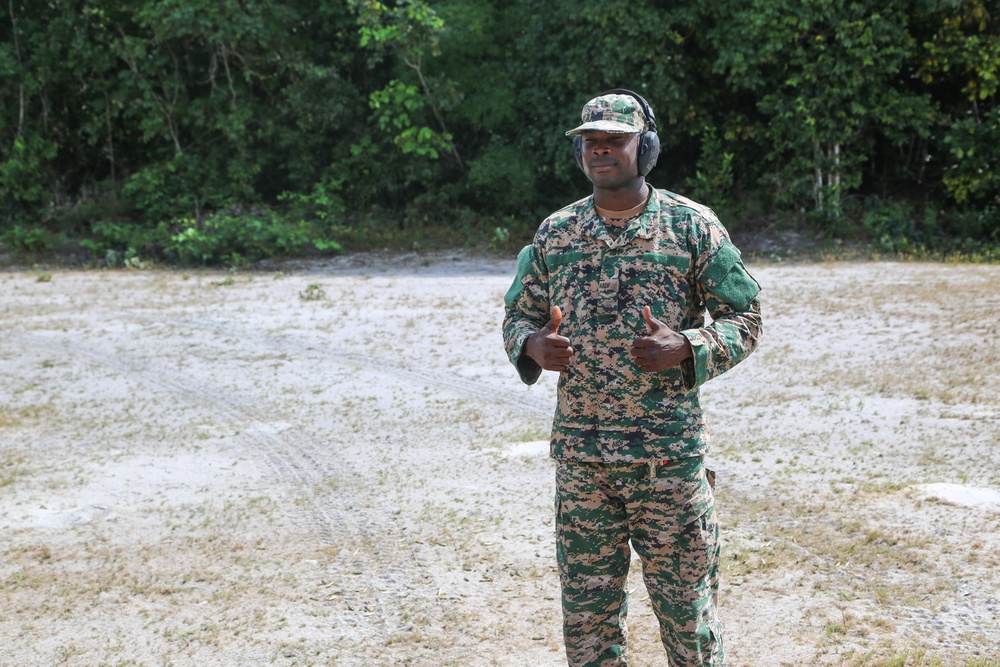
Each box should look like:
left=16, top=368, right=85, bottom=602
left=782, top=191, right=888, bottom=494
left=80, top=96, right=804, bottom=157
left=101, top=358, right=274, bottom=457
left=1, top=225, right=63, bottom=254
left=161, top=211, right=340, bottom=266
left=77, top=221, right=163, bottom=267
left=862, top=198, right=920, bottom=253
left=947, top=206, right=1000, bottom=244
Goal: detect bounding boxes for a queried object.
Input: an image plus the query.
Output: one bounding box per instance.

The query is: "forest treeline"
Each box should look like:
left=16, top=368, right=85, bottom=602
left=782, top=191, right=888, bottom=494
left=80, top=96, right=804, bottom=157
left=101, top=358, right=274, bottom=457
left=1, top=0, right=998, bottom=265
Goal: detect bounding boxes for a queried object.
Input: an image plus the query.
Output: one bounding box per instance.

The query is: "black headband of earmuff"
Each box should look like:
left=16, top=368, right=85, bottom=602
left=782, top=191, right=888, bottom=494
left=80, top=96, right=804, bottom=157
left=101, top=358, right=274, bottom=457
left=600, top=88, right=658, bottom=133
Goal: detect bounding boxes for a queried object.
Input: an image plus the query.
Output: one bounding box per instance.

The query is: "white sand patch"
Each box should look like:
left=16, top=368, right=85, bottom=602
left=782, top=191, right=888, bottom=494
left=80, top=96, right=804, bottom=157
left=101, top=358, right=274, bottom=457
left=3, top=451, right=263, bottom=532
left=504, top=440, right=550, bottom=457
left=916, top=483, right=1000, bottom=510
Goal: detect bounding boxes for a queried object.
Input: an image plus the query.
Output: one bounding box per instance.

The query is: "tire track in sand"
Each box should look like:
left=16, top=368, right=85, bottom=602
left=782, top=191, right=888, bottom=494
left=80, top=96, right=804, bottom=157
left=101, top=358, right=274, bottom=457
left=15, top=330, right=360, bottom=548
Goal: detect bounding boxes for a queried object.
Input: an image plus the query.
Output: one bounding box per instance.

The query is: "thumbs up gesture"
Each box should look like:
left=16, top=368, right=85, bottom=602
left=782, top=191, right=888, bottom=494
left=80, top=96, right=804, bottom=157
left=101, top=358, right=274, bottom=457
left=631, top=305, right=693, bottom=372
left=525, top=306, right=575, bottom=372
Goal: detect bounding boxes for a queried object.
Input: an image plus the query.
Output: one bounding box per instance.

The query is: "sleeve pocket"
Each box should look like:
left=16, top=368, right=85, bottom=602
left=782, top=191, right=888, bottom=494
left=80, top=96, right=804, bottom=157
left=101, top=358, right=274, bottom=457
left=703, top=243, right=761, bottom=311
left=504, top=244, right=540, bottom=308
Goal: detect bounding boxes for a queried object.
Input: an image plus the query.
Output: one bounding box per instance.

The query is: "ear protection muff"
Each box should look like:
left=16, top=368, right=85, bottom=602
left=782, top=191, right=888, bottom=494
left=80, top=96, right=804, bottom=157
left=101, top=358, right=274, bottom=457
left=573, top=88, right=661, bottom=176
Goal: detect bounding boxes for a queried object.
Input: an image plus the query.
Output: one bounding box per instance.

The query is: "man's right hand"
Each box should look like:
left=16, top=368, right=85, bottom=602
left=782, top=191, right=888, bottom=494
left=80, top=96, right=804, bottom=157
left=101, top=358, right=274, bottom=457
left=525, top=306, right=574, bottom=372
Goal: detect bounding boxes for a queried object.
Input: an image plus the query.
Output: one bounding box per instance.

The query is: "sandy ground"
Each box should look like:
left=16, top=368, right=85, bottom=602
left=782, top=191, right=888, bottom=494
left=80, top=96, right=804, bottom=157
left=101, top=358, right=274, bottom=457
left=1, top=254, right=998, bottom=667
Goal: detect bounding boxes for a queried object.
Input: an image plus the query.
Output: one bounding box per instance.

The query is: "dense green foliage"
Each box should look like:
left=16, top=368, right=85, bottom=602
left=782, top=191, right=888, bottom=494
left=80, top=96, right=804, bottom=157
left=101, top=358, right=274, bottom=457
left=1, top=0, right=998, bottom=263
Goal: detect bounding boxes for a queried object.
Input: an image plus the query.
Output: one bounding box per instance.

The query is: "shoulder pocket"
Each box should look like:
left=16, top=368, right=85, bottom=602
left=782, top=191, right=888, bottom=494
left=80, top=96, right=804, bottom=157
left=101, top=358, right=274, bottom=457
left=504, top=245, right=541, bottom=308
left=703, top=243, right=761, bottom=311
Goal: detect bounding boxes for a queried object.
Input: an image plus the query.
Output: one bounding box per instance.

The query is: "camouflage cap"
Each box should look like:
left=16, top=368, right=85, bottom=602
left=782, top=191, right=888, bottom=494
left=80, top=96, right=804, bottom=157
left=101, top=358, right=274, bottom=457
left=565, top=93, right=647, bottom=136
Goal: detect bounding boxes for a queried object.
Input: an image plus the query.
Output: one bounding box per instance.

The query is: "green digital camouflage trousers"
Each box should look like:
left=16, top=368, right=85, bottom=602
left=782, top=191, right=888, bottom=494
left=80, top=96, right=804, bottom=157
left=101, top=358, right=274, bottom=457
left=555, top=457, right=723, bottom=667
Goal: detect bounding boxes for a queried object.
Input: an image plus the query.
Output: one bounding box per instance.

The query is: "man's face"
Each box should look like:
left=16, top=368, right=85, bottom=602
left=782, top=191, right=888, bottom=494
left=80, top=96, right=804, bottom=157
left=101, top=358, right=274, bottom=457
left=579, top=131, right=642, bottom=190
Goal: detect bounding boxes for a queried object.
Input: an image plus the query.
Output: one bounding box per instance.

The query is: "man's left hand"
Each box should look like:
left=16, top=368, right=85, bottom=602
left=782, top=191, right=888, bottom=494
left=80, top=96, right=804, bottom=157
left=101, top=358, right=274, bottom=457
left=631, top=305, right=693, bottom=371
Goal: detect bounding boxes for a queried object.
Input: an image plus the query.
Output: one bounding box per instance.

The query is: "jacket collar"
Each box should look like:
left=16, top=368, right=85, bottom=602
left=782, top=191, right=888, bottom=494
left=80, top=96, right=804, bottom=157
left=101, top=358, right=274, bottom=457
left=577, top=191, right=660, bottom=245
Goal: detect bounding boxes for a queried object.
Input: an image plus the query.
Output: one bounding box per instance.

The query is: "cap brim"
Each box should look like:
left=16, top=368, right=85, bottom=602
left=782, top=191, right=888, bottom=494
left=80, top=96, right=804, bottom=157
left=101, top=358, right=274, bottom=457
left=565, top=120, right=641, bottom=136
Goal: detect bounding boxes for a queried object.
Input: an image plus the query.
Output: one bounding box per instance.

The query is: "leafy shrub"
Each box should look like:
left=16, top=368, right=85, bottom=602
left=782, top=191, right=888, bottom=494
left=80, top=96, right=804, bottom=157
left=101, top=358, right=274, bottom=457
left=946, top=205, right=1000, bottom=243
left=77, top=220, right=164, bottom=266
left=862, top=198, right=920, bottom=253
left=1, top=225, right=62, bottom=253
left=162, top=210, right=341, bottom=266
left=0, top=135, right=58, bottom=210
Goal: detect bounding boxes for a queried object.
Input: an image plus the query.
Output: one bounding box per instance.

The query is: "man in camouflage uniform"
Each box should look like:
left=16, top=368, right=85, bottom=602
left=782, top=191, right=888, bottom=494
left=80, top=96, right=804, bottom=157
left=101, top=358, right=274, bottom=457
left=502, top=91, right=763, bottom=666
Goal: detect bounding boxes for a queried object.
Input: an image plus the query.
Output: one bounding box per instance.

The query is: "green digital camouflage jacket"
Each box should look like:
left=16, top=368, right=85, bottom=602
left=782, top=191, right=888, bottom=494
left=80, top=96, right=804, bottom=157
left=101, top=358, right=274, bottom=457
left=502, top=188, right=763, bottom=463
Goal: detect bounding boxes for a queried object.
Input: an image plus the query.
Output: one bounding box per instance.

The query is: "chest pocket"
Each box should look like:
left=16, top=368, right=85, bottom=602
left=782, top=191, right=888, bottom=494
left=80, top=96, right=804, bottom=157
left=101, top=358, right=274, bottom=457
left=642, top=251, right=690, bottom=274
left=642, top=251, right=692, bottom=305
left=545, top=251, right=584, bottom=270
left=546, top=250, right=604, bottom=319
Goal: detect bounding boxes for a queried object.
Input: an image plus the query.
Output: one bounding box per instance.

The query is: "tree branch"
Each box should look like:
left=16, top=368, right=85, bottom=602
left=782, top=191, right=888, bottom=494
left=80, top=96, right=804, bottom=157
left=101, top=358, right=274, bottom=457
left=117, top=32, right=183, bottom=154
left=404, top=53, right=464, bottom=171
left=8, top=0, right=25, bottom=140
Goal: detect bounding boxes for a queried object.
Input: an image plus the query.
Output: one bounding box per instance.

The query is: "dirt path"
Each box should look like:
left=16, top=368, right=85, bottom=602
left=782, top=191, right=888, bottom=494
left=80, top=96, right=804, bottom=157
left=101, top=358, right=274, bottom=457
left=1, top=255, right=998, bottom=666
